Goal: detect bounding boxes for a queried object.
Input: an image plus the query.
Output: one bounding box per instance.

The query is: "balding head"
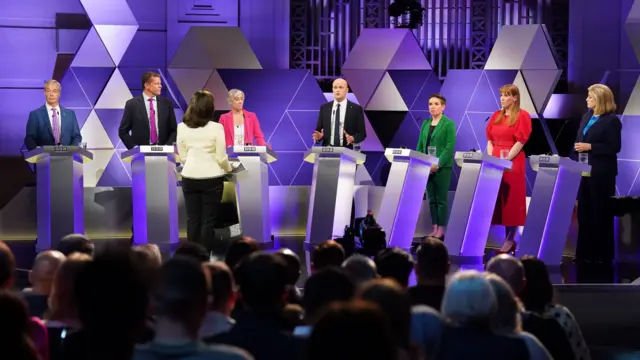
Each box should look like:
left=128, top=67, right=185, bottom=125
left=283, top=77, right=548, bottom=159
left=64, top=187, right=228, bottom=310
left=29, top=250, right=66, bottom=295
left=0, top=241, right=15, bottom=289
left=342, top=255, right=378, bottom=284
left=332, top=78, right=349, bottom=102
left=485, top=254, right=526, bottom=294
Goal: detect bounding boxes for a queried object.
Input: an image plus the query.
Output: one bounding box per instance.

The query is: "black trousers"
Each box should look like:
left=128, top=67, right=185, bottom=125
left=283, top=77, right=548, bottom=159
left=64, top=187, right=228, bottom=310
left=181, top=177, right=224, bottom=252
left=576, top=174, right=616, bottom=262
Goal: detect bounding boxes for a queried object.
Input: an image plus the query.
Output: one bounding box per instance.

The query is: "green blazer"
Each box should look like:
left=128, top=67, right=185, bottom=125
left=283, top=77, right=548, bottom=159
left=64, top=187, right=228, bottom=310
left=416, top=114, right=456, bottom=168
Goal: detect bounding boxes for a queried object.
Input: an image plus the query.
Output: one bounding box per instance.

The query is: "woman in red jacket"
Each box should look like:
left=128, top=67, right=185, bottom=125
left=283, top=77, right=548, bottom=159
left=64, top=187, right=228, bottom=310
left=486, top=84, right=532, bottom=254
left=218, top=89, right=266, bottom=147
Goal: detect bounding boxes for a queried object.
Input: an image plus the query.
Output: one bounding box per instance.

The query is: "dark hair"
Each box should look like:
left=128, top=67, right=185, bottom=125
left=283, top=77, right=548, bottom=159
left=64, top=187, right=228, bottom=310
left=141, top=72, right=161, bottom=88
left=155, top=257, right=208, bottom=322
left=0, top=290, right=40, bottom=360
left=225, top=237, right=260, bottom=273
left=429, top=93, right=447, bottom=105
left=416, top=237, right=449, bottom=279
left=274, top=248, right=301, bottom=285
left=182, top=90, right=214, bottom=128
left=303, top=267, right=355, bottom=320
left=174, top=242, right=209, bottom=263
left=235, top=252, right=288, bottom=310
left=0, top=242, right=15, bottom=287
left=519, top=256, right=554, bottom=314
left=57, top=234, right=93, bottom=257
left=311, top=240, right=345, bottom=271
left=374, top=247, right=414, bottom=287
left=203, top=262, right=235, bottom=310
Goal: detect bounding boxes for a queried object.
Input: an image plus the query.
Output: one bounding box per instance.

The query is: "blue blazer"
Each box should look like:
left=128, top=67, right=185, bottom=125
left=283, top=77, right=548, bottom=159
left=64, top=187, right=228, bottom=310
left=24, top=105, right=82, bottom=150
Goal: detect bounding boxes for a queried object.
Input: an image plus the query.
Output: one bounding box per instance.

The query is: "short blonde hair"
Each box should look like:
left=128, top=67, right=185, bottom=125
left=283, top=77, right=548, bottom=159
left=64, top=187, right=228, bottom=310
left=588, top=84, right=617, bottom=115
left=227, top=89, right=245, bottom=103
left=44, top=79, right=61, bottom=91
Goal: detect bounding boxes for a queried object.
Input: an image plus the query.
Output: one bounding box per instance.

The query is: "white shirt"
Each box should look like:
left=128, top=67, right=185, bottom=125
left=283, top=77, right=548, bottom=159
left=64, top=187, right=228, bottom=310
left=45, top=104, right=60, bottom=131
left=142, top=93, right=159, bottom=141
left=330, top=99, right=347, bottom=146
left=177, top=122, right=232, bottom=179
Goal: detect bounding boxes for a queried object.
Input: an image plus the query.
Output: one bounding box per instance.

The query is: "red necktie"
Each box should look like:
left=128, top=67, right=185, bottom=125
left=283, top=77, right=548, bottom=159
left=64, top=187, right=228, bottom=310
left=149, top=98, right=158, bottom=144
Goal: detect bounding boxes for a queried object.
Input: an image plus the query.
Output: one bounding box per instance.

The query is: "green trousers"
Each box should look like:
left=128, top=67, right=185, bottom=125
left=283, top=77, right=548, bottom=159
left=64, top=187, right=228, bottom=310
left=426, top=167, right=452, bottom=226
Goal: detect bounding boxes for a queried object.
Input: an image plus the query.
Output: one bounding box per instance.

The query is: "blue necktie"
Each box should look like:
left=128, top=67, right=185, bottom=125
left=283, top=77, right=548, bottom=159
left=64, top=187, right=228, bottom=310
left=333, top=104, right=341, bottom=146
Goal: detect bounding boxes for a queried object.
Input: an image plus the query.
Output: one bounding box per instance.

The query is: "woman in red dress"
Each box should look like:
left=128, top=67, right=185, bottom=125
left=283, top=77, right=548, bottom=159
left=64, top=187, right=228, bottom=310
left=486, top=84, right=532, bottom=254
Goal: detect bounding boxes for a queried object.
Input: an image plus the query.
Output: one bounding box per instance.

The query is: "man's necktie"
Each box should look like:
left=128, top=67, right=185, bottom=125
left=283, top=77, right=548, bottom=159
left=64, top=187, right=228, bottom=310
left=149, top=98, right=158, bottom=144
left=333, top=104, right=341, bottom=146
left=52, top=108, right=60, bottom=144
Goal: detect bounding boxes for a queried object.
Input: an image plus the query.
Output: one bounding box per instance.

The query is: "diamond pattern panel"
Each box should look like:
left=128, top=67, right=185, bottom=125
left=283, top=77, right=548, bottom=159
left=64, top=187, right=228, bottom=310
left=71, top=67, right=114, bottom=106
left=71, top=27, right=115, bottom=68
left=268, top=113, right=308, bottom=151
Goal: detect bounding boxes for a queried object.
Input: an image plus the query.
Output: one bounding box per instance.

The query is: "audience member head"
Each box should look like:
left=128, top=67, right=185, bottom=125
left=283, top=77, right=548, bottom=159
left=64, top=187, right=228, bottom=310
left=303, top=267, right=356, bottom=322
left=155, top=257, right=209, bottom=338
left=47, top=252, right=91, bottom=325
left=202, top=261, right=236, bottom=315
left=235, top=252, right=288, bottom=311
left=57, top=234, right=93, bottom=257
left=133, top=244, right=162, bottom=293
left=174, top=242, right=209, bottom=263
left=183, top=90, right=215, bottom=128
left=311, top=240, right=345, bottom=272
left=374, top=247, right=414, bottom=287
left=225, top=236, right=259, bottom=275
left=360, top=278, right=413, bottom=351
left=74, top=247, right=149, bottom=359
left=28, top=250, right=66, bottom=295
left=486, top=254, right=526, bottom=295
left=441, top=270, right=496, bottom=329
left=274, top=248, right=301, bottom=286
left=307, top=301, right=397, bottom=360
left=341, top=254, right=377, bottom=285
left=415, top=237, right=450, bottom=284
left=0, top=241, right=16, bottom=289
left=486, top=273, right=522, bottom=334
left=0, top=290, right=40, bottom=360
left=519, top=256, right=554, bottom=314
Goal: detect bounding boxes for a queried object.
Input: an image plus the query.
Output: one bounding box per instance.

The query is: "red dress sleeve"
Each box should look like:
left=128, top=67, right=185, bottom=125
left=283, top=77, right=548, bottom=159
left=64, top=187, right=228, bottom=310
left=486, top=111, right=500, bottom=142
left=515, top=110, right=532, bottom=143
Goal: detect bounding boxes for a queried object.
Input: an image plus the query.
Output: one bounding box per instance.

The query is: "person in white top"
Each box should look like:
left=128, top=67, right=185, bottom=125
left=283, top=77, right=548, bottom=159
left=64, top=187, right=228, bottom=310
left=177, top=90, right=232, bottom=251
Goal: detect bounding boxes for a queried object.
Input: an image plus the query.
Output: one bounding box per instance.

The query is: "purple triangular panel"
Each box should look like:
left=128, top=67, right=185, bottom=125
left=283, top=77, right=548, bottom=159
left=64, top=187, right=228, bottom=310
left=119, top=31, right=167, bottom=68
left=616, top=160, right=640, bottom=196
left=341, top=69, right=386, bottom=108
left=71, top=67, right=114, bottom=106
left=217, top=69, right=305, bottom=138
left=440, top=70, right=483, bottom=127
left=267, top=164, right=281, bottom=186
left=455, top=115, right=482, bottom=152
left=484, top=70, right=519, bottom=100
left=72, top=27, right=115, bottom=68
left=291, top=161, right=314, bottom=186
left=362, top=152, right=386, bottom=186
left=387, top=70, right=431, bottom=109
left=270, top=153, right=306, bottom=185
left=95, top=109, right=125, bottom=147
left=268, top=114, right=308, bottom=151
left=71, top=108, right=93, bottom=129
left=287, top=111, right=320, bottom=150
left=59, top=70, right=91, bottom=108
left=620, top=115, right=640, bottom=160
left=520, top=69, right=561, bottom=114
left=387, top=32, right=432, bottom=70
left=628, top=171, right=640, bottom=196
left=287, top=71, right=327, bottom=111
left=468, top=73, right=501, bottom=113
left=96, top=151, right=132, bottom=187
left=411, top=111, right=432, bottom=127
left=412, top=73, right=442, bottom=111
left=389, top=112, right=421, bottom=149
left=466, top=112, right=494, bottom=151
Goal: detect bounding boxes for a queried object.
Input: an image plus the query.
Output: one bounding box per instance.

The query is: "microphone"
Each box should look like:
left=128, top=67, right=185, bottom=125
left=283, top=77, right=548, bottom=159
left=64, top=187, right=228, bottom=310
left=484, top=116, right=491, bottom=123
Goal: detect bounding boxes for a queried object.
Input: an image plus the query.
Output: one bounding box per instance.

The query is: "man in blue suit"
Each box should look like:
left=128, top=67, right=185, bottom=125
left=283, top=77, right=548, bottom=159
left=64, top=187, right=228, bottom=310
left=24, top=79, right=82, bottom=150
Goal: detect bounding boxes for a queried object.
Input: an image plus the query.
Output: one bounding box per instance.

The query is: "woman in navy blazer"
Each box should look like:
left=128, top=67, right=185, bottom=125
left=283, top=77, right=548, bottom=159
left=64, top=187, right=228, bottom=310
left=574, top=84, right=622, bottom=264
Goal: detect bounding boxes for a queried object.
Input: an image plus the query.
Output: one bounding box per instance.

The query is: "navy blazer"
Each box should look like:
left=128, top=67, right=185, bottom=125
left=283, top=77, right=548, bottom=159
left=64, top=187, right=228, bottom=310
left=24, top=105, right=82, bottom=151
left=118, top=95, right=177, bottom=150
left=574, top=111, right=622, bottom=177
left=315, top=100, right=366, bottom=148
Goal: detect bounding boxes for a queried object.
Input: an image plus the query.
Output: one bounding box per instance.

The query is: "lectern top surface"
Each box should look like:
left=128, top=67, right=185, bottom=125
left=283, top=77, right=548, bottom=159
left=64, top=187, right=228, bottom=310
left=120, top=145, right=178, bottom=162
left=454, top=151, right=512, bottom=170
left=304, top=146, right=366, bottom=165
left=529, top=154, right=591, bottom=174
left=228, top=145, right=278, bottom=163
left=384, top=148, right=439, bottom=165
left=24, top=146, right=93, bottom=163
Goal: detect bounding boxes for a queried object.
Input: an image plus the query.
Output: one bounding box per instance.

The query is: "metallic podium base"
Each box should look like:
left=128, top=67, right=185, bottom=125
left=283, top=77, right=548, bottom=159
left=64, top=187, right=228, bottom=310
left=35, top=156, right=85, bottom=252
left=235, top=155, right=271, bottom=244
left=130, top=155, right=179, bottom=245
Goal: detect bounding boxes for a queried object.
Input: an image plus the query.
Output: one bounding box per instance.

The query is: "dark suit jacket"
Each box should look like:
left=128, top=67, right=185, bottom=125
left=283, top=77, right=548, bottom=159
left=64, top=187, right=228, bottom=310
left=574, top=111, right=621, bottom=177
left=315, top=100, right=366, bottom=148
left=118, top=95, right=177, bottom=149
left=24, top=105, right=82, bottom=150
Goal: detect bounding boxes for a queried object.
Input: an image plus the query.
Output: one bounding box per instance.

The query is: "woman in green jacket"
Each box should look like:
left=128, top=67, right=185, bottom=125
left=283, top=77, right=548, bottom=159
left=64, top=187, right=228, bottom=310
left=416, top=94, right=456, bottom=239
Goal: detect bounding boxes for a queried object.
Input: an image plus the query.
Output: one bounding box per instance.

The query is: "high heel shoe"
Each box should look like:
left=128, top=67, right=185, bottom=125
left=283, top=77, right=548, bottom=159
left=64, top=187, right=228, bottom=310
left=497, top=240, right=517, bottom=255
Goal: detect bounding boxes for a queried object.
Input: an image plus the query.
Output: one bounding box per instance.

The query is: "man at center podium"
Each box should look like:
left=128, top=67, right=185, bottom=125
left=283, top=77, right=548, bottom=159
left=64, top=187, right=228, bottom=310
left=24, top=79, right=82, bottom=150
left=312, top=78, right=366, bottom=148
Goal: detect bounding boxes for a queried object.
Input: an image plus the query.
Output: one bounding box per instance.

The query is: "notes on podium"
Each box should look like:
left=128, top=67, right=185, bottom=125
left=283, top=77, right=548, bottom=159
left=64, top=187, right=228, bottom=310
left=121, top=145, right=179, bottom=247
left=444, top=151, right=512, bottom=264
left=518, top=155, right=590, bottom=266
left=227, top=145, right=277, bottom=246
left=304, top=146, right=366, bottom=245
left=25, top=146, right=93, bottom=252
left=377, top=148, right=439, bottom=251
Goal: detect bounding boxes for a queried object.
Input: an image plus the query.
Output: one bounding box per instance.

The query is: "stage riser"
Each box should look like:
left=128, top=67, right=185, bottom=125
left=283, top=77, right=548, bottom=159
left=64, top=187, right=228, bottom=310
left=0, top=185, right=578, bottom=256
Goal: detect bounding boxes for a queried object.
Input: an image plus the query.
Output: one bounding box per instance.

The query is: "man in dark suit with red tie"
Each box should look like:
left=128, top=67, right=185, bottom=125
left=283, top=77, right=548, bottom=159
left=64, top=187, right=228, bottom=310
left=118, top=72, right=177, bottom=149
left=312, top=78, right=366, bottom=147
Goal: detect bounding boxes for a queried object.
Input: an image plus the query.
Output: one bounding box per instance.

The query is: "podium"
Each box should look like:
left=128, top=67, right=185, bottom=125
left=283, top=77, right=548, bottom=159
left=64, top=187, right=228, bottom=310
left=227, top=145, right=277, bottom=245
left=304, top=146, right=366, bottom=245
left=377, top=148, right=439, bottom=250
left=121, top=145, right=179, bottom=247
left=445, top=152, right=512, bottom=264
left=518, top=155, right=590, bottom=266
left=25, top=146, right=93, bottom=252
